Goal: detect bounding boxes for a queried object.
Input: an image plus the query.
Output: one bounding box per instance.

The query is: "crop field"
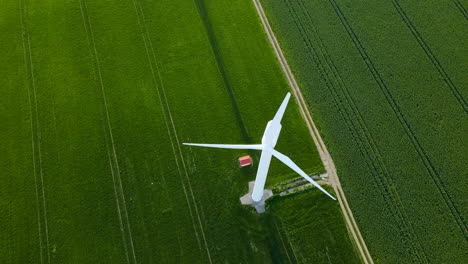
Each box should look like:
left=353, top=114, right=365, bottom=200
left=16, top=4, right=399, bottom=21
left=261, top=0, right=467, bottom=263
left=265, top=187, right=361, bottom=264
left=0, top=0, right=364, bottom=263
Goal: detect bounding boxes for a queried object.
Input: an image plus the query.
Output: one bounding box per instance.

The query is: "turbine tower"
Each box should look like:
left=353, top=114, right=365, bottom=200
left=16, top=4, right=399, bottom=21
left=183, top=93, right=336, bottom=202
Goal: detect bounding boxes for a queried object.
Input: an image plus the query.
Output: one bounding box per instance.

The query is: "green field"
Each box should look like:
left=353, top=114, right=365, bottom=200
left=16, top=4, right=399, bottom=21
left=265, top=187, right=361, bottom=264
left=0, top=0, right=362, bottom=263
left=261, top=0, right=467, bottom=263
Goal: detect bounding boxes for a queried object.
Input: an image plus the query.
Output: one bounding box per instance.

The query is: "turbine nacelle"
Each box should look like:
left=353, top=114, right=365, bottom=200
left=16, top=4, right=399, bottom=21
left=261, top=121, right=281, bottom=148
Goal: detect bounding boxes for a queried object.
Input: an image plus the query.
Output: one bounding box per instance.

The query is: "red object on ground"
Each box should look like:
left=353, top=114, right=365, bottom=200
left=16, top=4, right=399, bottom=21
left=239, top=155, right=253, bottom=167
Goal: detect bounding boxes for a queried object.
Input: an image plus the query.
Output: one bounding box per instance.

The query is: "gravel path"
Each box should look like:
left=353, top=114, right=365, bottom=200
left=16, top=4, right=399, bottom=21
left=252, top=1, right=374, bottom=263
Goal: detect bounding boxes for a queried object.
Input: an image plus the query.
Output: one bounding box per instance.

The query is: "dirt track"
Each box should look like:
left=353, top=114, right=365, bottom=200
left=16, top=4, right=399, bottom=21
left=252, top=1, right=374, bottom=263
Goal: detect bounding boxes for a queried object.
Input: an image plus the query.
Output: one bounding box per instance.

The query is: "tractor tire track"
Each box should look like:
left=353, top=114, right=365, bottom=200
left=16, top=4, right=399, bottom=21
left=273, top=220, right=295, bottom=263
left=19, top=1, right=51, bottom=263
left=128, top=0, right=203, bottom=254
left=290, top=1, right=427, bottom=263
left=284, top=1, right=384, bottom=263
left=78, top=1, right=137, bottom=263
left=452, top=0, right=468, bottom=20
left=286, top=1, right=429, bottom=262
left=252, top=1, right=374, bottom=263
left=104, top=147, right=131, bottom=264
left=131, top=2, right=213, bottom=263
left=391, top=0, right=467, bottom=113
left=295, top=1, right=431, bottom=262
left=280, top=220, right=300, bottom=263
left=158, top=166, right=185, bottom=257
left=285, top=1, right=427, bottom=262
left=329, top=0, right=467, bottom=240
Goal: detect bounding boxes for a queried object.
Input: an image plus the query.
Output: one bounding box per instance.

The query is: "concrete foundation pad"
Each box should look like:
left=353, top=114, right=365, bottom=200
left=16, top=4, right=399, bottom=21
left=240, top=181, right=273, bottom=213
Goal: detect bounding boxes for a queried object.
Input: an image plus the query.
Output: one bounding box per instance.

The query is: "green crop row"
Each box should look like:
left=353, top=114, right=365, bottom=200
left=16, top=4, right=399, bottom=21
left=261, top=0, right=467, bottom=263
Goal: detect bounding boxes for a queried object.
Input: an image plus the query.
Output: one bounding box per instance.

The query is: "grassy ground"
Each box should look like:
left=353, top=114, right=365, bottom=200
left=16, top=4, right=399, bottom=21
left=261, top=0, right=468, bottom=263
left=265, top=187, right=361, bottom=264
left=0, top=0, right=358, bottom=263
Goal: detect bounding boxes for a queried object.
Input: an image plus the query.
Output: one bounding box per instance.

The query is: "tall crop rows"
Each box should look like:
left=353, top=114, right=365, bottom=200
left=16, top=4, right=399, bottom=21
left=261, top=0, right=467, bottom=263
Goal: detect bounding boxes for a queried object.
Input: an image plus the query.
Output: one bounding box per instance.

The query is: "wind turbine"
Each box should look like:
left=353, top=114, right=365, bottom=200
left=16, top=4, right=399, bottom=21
left=183, top=93, right=336, bottom=202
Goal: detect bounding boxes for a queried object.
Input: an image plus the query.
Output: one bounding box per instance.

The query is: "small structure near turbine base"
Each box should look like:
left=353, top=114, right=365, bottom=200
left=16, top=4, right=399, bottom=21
left=238, top=155, right=253, bottom=167
left=240, top=181, right=273, bottom=213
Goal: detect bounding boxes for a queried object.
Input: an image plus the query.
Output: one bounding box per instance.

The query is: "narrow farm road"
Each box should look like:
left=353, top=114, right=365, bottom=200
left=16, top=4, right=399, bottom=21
left=252, top=1, right=374, bottom=263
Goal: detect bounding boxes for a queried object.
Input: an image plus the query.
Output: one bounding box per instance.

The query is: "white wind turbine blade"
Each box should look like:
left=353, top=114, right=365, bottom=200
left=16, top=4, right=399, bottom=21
left=271, top=149, right=336, bottom=200
left=183, top=143, right=264, bottom=150
left=272, top=92, right=291, bottom=123
left=252, top=149, right=273, bottom=202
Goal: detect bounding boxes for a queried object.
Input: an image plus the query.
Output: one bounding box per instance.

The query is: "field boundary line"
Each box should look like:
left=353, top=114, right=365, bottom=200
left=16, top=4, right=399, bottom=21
left=329, top=0, right=467, bottom=240
left=78, top=1, right=137, bottom=263
left=289, top=1, right=429, bottom=262
left=452, top=0, right=468, bottom=20
left=391, top=0, right=467, bottom=113
left=19, top=1, right=51, bottom=263
left=131, top=2, right=213, bottom=262
left=252, top=1, right=374, bottom=263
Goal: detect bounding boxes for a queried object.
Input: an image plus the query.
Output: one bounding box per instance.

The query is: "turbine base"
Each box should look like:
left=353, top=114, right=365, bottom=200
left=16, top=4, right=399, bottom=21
left=240, top=181, right=273, bottom=213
